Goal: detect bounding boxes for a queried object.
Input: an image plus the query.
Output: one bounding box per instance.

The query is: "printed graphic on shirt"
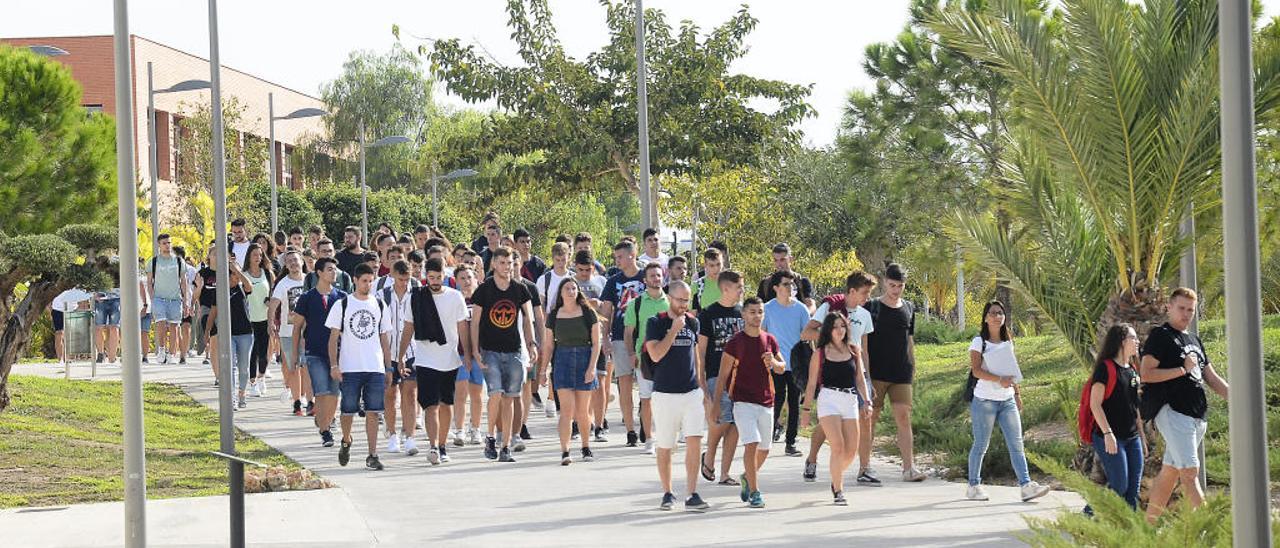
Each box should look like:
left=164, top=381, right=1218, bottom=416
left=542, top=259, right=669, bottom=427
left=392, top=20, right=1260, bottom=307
left=348, top=308, right=379, bottom=339
left=490, top=299, right=518, bottom=329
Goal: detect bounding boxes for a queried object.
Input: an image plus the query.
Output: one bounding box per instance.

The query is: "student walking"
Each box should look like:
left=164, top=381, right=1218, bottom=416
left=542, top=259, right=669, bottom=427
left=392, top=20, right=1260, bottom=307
left=644, top=281, right=709, bottom=512
left=470, top=247, right=539, bottom=462
left=540, top=278, right=602, bottom=465
left=714, top=297, right=785, bottom=509
left=450, top=264, right=485, bottom=446
left=290, top=257, right=348, bottom=447
left=696, top=269, right=744, bottom=486
left=1081, top=323, right=1145, bottom=513
left=243, top=243, right=275, bottom=398
left=269, top=250, right=309, bottom=416
left=761, top=271, right=809, bottom=456
left=865, top=263, right=926, bottom=482
left=205, top=250, right=256, bottom=409
left=326, top=263, right=394, bottom=471
left=802, top=312, right=870, bottom=505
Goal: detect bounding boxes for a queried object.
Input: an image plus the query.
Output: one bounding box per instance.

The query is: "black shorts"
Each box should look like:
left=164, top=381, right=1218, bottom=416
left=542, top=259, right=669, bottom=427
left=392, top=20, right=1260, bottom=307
left=51, top=310, right=64, bottom=332
left=182, top=315, right=193, bottom=324
left=386, top=358, right=415, bottom=386
left=416, top=367, right=459, bottom=408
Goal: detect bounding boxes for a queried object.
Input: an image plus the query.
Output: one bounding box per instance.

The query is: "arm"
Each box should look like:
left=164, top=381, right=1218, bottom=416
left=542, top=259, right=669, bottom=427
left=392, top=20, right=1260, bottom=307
left=1203, top=364, right=1230, bottom=398
left=327, top=328, right=342, bottom=380
left=696, top=334, right=709, bottom=388
left=521, top=301, right=539, bottom=364
left=268, top=297, right=282, bottom=334
left=646, top=319, right=683, bottom=363
left=1139, top=355, right=1188, bottom=383
left=804, top=349, right=821, bottom=407
left=589, top=321, right=603, bottom=384
left=800, top=319, right=821, bottom=342
left=599, top=301, right=615, bottom=356
left=714, top=353, right=735, bottom=404
left=469, top=304, right=484, bottom=365
left=398, top=320, right=414, bottom=366
left=289, top=312, right=305, bottom=360
left=458, top=319, right=472, bottom=365
left=854, top=350, right=870, bottom=409
left=204, top=305, right=218, bottom=339
left=624, top=325, right=637, bottom=361
left=380, top=332, right=392, bottom=371
left=540, top=324, right=555, bottom=386
left=1089, top=382, right=1117, bottom=453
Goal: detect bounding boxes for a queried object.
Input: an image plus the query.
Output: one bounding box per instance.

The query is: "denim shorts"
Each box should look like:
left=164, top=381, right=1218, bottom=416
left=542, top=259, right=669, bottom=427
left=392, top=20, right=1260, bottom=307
left=552, top=346, right=599, bottom=392
left=457, top=356, right=485, bottom=386
left=279, top=336, right=298, bottom=370
left=1154, top=404, right=1207, bottom=469
left=340, top=371, right=386, bottom=416
left=139, top=313, right=152, bottom=333
left=481, top=350, right=525, bottom=397
left=706, top=376, right=735, bottom=424
left=611, top=340, right=636, bottom=377
left=304, top=354, right=340, bottom=396
left=95, top=298, right=121, bottom=326
left=152, top=297, right=183, bottom=323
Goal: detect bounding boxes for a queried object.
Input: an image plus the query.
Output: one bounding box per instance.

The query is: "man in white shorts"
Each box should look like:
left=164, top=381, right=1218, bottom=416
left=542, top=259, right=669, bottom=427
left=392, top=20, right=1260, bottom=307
left=713, top=297, right=784, bottom=508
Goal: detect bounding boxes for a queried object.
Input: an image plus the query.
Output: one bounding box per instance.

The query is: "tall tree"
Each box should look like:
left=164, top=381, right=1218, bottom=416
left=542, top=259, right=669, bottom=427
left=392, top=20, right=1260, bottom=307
left=932, top=0, right=1280, bottom=367
left=175, top=95, right=268, bottom=225
left=407, top=0, right=813, bottom=214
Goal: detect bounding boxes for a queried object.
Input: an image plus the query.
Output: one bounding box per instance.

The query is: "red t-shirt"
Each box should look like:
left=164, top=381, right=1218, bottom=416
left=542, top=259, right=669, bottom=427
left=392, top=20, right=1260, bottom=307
left=724, top=330, right=779, bottom=407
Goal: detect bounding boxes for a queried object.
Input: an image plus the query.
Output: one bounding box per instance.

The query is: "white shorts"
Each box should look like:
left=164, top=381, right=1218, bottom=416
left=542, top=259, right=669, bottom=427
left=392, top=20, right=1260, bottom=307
left=637, top=368, right=655, bottom=400
left=817, top=388, right=861, bottom=420
left=733, top=401, right=774, bottom=449
left=651, top=388, right=707, bottom=449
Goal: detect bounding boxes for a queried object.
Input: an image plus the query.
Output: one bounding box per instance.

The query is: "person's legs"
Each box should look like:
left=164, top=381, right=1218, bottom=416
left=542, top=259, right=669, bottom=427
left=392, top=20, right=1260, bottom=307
left=1092, top=434, right=1134, bottom=507
left=819, top=416, right=847, bottom=490
left=888, top=384, right=915, bottom=471
left=208, top=334, right=220, bottom=377
left=684, top=436, right=703, bottom=496
left=557, top=388, right=576, bottom=452
left=453, top=378, right=469, bottom=432
left=434, top=369, right=456, bottom=449
left=783, top=373, right=800, bottom=447
left=106, top=326, right=120, bottom=363
left=618, top=374, right=636, bottom=435
left=657, top=447, right=674, bottom=494
left=1148, top=405, right=1205, bottom=521
left=840, top=418, right=860, bottom=482
left=384, top=367, right=400, bottom=439
left=1121, top=436, right=1144, bottom=509
left=400, top=377, right=417, bottom=439
left=250, top=321, right=269, bottom=384
left=994, top=398, right=1031, bottom=485
left=468, top=383, right=483, bottom=431
left=140, top=314, right=151, bottom=358
left=575, top=390, right=593, bottom=449
left=1146, top=465, right=1181, bottom=523
left=967, top=398, right=997, bottom=486
left=362, top=373, right=386, bottom=457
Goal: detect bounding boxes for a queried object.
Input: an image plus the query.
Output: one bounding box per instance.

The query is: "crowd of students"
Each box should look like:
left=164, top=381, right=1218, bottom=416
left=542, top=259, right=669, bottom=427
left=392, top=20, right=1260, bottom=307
left=47, top=213, right=1228, bottom=517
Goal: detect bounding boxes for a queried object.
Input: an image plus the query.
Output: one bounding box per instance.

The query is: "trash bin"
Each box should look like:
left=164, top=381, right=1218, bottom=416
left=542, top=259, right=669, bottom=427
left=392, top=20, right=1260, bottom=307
left=64, top=310, right=95, bottom=357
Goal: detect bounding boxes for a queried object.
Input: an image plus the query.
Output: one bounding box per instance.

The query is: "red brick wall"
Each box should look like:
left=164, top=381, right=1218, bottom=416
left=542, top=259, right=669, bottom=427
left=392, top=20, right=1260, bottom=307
left=1, top=36, right=118, bottom=115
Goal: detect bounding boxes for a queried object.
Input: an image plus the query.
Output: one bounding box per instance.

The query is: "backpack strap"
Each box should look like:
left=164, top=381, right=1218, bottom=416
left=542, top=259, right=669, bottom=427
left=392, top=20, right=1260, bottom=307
left=542, top=271, right=554, bottom=305
left=1103, top=359, right=1119, bottom=399
left=339, top=295, right=349, bottom=333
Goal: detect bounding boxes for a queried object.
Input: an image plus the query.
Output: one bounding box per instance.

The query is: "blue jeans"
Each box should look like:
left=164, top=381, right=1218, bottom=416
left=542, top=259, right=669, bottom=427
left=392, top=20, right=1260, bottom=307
left=340, top=372, right=386, bottom=415
left=230, top=334, right=254, bottom=391
left=95, top=298, right=121, bottom=326
left=968, top=397, right=1031, bottom=486
left=1091, top=434, right=1144, bottom=509
left=304, top=354, right=339, bottom=396
left=481, top=350, right=525, bottom=397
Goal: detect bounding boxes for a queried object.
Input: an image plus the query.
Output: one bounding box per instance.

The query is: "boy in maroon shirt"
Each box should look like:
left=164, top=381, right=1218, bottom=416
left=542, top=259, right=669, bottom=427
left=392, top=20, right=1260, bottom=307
left=713, top=297, right=784, bottom=508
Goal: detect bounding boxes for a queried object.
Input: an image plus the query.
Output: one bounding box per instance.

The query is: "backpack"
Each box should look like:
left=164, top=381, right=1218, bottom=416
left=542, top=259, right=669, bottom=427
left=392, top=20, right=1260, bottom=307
left=337, top=295, right=386, bottom=337
left=963, top=339, right=985, bottom=402
left=727, top=333, right=776, bottom=401
left=1076, top=359, right=1119, bottom=442
left=378, top=278, right=421, bottom=304
left=150, top=255, right=184, bottom=288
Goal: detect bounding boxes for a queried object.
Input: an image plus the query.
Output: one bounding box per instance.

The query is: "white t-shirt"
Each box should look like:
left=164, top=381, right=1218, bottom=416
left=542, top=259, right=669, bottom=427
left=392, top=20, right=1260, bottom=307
left=183, top=261, right=198, bottom=306
left=403, top=286, right=470, bottom=371
left=811, top=301, right=875, bottom=348
left=324, top=294, right=392, bottom=373
left=52, top=288, right=93, bottom=312
left=380, top=284, right=415, bottom=363
left=636, top=251, right=669, bottom=272
left=969, top=337, right=1017, bottom=401
left=270, top=276, right=306, bottom=338
left=536, top=268, right=574, bottom=313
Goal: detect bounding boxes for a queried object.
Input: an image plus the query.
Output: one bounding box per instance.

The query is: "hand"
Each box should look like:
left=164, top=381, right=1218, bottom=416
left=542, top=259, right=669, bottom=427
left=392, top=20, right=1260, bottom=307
left=799, top=411, right=810, bottom=429
left=1103, top=433, right=1118, bottom=455
left=330, top=367, right=341, bottom=381
left=1183, top=353, right=1201, bottom=370
left=477, top=356, right=488, bottom=371
left=527, top=343, right=539, bottom=364
left=671, top=313, right=686, bottom=332
left=998, top=376, right=1014, bottom=388
left=710, top=405, right=720, bottom=425
left=398, top=366, right=409, bottom=379
left=584, top=370, right=595, bottom=385
left=1015, top=395, right=1023, bottom=412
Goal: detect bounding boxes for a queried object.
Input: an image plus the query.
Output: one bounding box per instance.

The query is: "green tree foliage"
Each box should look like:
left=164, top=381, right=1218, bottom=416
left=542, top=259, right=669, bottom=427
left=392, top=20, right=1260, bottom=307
left=932, top=0, right=1280, bottom=367
left=301, top=183, right=429, bottom=242
left=0, top=45, right=116, bottom=235
left=409, top=0, right=813, bottom=209
left=235, top=181, right=322, bottom=237
left=174, top=95, right=268, bottom=222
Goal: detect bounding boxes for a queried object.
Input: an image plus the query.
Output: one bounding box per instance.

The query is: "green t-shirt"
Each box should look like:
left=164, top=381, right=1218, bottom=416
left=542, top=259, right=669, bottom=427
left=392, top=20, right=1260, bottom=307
left=547, top=311, right=598, bottom=348
left=245, top=271, right=271, bottom=322
left=623, top=291, right=669, bottom=353
left=148, top=255, right=183, bottom=300
left=696, top=276, right=722, bottom=310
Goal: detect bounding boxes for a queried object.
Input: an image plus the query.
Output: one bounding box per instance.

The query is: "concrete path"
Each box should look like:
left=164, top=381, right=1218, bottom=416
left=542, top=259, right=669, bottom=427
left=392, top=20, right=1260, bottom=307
left=7, top=359, right=1083, bottom=547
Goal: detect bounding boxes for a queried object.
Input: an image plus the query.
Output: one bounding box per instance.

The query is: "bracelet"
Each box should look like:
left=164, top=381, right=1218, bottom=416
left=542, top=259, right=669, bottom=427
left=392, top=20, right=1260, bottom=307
left=1102, top=430, right=1113, bottom=435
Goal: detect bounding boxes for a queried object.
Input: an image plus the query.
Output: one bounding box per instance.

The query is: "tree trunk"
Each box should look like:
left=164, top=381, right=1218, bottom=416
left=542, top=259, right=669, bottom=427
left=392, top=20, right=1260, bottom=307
left=0, top=279, right=64, bottom=413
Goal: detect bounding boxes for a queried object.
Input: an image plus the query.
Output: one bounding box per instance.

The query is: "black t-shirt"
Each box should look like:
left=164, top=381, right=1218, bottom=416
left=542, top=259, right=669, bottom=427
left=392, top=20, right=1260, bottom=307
left=645, top=312, right=701, bottom=394
left=198, top=267, right=217, bottom=307
left=334, top=248, right=364, bottom=276
left=211, top=286, right=252, bottom=336
left=1091, top=360, right=1141, bottom=439
left=471, top=235, right=488, bottom=254
left=865, top=298, right=916, bottom=384
left=521, top=256, right=548, bottom=283
left=757, top=271, right=813, bottom=303
left=1141, top=323, right=1209, bottom=419
left=471, top=278, right=533, bottom=353
left=697, top=302, right=744, bottom=379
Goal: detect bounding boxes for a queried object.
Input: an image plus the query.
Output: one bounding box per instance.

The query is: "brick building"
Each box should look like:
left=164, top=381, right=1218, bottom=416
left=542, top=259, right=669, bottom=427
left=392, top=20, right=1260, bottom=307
left=2, top=34, right=327, bottom=217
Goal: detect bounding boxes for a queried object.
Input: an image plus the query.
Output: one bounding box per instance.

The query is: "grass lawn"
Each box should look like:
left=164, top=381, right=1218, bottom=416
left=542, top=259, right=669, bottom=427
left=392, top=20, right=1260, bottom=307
left=866, top=315, right=1280, bottom=486
left=0, top=375, right=303, bottom=508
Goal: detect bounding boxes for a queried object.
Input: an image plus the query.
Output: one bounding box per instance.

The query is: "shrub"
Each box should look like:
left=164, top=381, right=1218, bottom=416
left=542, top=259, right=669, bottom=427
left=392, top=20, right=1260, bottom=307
left=914, top=315, right=978, bottom=344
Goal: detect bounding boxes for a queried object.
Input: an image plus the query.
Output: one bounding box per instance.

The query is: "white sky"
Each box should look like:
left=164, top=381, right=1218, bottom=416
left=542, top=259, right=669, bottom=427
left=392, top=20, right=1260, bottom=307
left=5, top=0, right=1279, bottom=147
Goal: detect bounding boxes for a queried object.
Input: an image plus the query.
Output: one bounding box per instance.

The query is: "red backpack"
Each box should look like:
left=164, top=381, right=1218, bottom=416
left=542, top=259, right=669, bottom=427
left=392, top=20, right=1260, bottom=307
left=1076, top=359, right=1119, bottom=442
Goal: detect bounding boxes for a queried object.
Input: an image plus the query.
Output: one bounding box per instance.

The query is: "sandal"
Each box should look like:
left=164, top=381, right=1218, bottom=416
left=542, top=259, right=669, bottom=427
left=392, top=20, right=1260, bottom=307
left=718, top=477, right=740, bottom=486
left=700, top=451, right=715, bottom=481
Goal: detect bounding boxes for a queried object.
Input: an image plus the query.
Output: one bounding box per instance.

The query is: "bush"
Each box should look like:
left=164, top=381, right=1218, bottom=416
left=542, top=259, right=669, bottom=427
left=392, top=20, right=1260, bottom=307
left=303, top=183, right=406, bottom=242
left=236, top=181, right=322, bottom=235
left=914, top=315, right=977, bottom=344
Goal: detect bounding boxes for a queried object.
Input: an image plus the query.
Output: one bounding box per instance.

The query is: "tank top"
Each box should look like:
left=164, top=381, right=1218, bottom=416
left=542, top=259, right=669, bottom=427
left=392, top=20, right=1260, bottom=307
left=821, top=353, right=857, bottom=390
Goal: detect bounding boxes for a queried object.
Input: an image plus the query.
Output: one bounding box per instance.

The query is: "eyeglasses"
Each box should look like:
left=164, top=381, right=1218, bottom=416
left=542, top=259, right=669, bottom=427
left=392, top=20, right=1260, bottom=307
left=778, top=282, right=794, bottom=287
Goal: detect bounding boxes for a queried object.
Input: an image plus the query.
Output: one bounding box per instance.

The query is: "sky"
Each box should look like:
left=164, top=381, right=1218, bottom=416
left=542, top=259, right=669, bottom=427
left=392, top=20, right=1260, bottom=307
left=4, top=1, right=1279, bottom=148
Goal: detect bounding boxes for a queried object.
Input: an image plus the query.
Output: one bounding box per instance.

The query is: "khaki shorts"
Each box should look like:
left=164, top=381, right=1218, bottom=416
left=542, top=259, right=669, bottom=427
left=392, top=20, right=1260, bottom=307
left=871, top=380, right=912, bottom=409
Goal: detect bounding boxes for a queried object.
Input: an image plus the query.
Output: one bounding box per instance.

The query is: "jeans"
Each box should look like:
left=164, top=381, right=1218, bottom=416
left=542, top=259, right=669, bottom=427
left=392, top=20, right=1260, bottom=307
left=481, top=350, right=525, bottom=396
left=772, top=370, right=800, bottom=445
left=1091, top=433, right=1144, bottom=509
left=968, top=397, right=1030, bottom=486
left=230, top=334, right=254, bottom=391
left=250, top=321, right=269, bottom=379
left=340, top=371, right=387, bottom=415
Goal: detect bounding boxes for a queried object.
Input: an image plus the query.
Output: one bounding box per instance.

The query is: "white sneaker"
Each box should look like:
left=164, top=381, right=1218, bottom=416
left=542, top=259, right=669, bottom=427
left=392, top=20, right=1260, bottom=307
left=467, top=428, right=481, bottom=445
left=260, top=379, right=270, bottom=398
left=544, top=405, right=557, bottom=419
left=643, top=440, right=655, bottom=455
left=902, top=468, right=927, bottom=482
left=403, top=436, right=419, bottom=456
left=264, top=368, right=274, bottom=379
left=1020, top=481, right=1051, bottom=502
left=451, top=429, right=464, bottom=447
left=428, top=447, right=441, bottom=465
left=386, top=433, right=402, bottom=453
left=251, top=381, right=263, bottom=398
left=966, top=484, right=990, bottom=501
left=512, top=436, right=526, bottom=452
left=157, top=348, right=167, bottom=363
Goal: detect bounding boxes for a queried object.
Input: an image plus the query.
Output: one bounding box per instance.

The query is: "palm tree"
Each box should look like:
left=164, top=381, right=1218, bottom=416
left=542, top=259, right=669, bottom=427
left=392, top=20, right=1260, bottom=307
left=930, top=0, right=1280, bottom=368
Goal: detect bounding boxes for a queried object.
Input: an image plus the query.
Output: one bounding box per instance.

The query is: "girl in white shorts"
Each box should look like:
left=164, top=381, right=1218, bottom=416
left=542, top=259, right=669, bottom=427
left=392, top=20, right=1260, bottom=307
left=802, top=313, right=870, bottom=506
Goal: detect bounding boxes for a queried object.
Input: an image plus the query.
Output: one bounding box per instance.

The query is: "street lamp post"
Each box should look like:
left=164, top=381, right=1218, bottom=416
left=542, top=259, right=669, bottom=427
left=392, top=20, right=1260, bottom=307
left=635, top=0, right=653, bottom=230
left=267, top=100, right=326, bottom=236
left=356, top=120, right=410, bottom=246
left=146, top=65, right=210, bottom=253
left=432, top=168, right=478, bottom=227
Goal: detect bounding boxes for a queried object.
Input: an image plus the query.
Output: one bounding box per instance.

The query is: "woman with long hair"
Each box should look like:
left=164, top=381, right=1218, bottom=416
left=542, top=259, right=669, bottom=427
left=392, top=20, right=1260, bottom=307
left=243, top=243, right=275, bottom=398
left=449, top=264, right=486, bottom=446
left=1085, top=323, right=1145, bottom=511
left=540, top=278, right=602, bottom=465
left=205, top=247, right=255, bottom=408
left=965, top=301, right=1051, bottom=502
left=802, top=312, right=869, bottom=505
left=253, top=233, right=280, bottom=274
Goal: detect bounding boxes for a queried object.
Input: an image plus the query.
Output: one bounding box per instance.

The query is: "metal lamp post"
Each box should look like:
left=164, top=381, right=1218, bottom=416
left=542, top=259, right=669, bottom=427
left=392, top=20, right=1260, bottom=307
left=635, top=0, right=653, bottom=230
left=147, top=68, right=210, bottom=252
left=357, top=119, right=410, bottom=246
left=432, top=168, right=478, bottom=227
left=267, top=99, right=326, bottom=236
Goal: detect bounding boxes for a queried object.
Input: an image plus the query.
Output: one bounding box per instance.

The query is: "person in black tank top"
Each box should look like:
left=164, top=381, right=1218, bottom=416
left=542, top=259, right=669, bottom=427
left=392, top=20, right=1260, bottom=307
left=801, top=313, right=869, bottom=505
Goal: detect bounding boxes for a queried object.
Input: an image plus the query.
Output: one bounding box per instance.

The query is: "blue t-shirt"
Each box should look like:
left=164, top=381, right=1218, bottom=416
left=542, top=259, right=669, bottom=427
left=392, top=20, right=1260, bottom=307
left=645, top=312, right=701, bottom=394
left=293, top=287, right=346, bottom=360
left=600, top=269, right=646, bottom=341
left=763, top=299, right=810, bottom=372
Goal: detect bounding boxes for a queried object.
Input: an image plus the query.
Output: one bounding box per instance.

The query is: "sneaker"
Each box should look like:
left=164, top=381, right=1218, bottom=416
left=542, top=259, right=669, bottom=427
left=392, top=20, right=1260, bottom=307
left=386, top=433, right=402, bottom=453
left=545, top=405, right=557, bottom=419
left=833, top=486, right=848, bottom=506
left=581, top=447, right=595, bottom=462
left=292, top=400, right=302, bottom=416
left=498, top=447, right=515, bottom=462
left=856, top=469, right=883, bottom=486
left=257, top=380, right=268, bottom=398
left=561, top=451, right=572, bottom=466
left=264, top=369, right=274, bottom=379
left=96, top=352, right=106, bottom=363
left=520, top=424, right=533, bottom=440
left=452, top=429, right=464, bottom=447
left=157, top=349, right=167, bottom=363
left=967, top=484, right=990, bottom=501
left=404, top=436, right=419, bottom=457
left=659, top=492, right=676, bottom=511
left=626, top=430, right=638, bottom=447
left=141, top=356, right=150, bottom=364
left=772, top=424, right=782, bottom=443
left=365, top=455, right=384, bottom=471
left=803, top=460, right=817, bottom=482
left=684, top=493, right=709, bottom=512
left=785, top=445, right=802, bottom=457
left=638, top=425, right=647, bottom=443
left=592, top=427, right=608, bottom=443
left=467, top=428, right=482, bottom=445
left=321, top=430, right=334, bottom=447
left=178, top=356, right=186, bottom=365
left=213, top=379, right=220, bottom=388
left=571, top=422, right=579, bottom=440
left=484, top=437, right=498, bottom=460
left=1020, top=481, right=1051, bottom=502
left=236, top=399, right=247, bottom=410
left=305, top=401, right=315, bottom=417
left=602, top=418, right=610, bottom=432
left=643, top=440, right=655, bottom=455
left=428, top=447, right=441, bottom=465
left=339, top=439, right=352, bottom=466
left=902, top=468, right=927, bottom=482
left=531, top=392, right=544, bottom=410
left=740, top=473, right=751, bottom=502
left=748, top=490, right=765, bottom=508
left=203, top=357, right=210, bottom=365
left=438, top=446, right=450, bottom=463
left=512, top=436, right=527, bottom=453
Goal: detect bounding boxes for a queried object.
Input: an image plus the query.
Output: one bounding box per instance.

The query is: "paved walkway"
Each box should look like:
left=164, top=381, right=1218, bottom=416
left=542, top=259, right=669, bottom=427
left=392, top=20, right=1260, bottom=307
left=6, top=359, right=1083, bottom=547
